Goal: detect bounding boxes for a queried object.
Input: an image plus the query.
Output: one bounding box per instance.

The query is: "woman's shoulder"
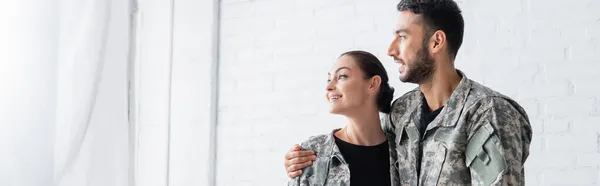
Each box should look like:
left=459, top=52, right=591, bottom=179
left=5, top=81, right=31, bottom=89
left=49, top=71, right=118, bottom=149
left=299, top=129, right=338, bottom=157
left=288, top=130, right=339, bottom=186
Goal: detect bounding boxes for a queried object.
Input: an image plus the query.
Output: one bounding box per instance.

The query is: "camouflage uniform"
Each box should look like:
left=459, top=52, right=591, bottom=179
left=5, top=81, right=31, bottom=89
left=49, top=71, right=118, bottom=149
left=383, top=70, right=532, bottom=186
left=288, top=129, right=401, bottom=186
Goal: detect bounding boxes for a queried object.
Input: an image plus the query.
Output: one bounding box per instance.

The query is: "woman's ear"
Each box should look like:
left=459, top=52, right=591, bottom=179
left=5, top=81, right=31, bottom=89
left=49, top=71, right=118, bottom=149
left=370, top=75, right=382, bottom=92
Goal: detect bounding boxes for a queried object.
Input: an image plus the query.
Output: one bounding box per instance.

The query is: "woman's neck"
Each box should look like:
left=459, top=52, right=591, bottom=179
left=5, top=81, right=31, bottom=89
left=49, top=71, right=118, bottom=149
left=336, top=109, right=386, bottom=146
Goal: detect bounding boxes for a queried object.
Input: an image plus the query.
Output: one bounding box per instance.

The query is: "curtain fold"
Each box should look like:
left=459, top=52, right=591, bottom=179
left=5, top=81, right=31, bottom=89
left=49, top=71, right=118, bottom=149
left=54, top=0, right=131, bottom=185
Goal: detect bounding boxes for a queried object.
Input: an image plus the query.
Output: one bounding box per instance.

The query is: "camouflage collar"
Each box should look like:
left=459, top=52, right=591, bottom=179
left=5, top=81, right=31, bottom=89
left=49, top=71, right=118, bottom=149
left=325, top=129, right=348, bottom=165
left=422, top=69, right=472, bottom=130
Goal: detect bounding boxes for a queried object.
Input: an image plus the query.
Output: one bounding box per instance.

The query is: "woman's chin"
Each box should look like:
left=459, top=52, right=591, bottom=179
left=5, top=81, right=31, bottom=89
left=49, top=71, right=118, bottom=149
left=329, top=107, right=346, bottom=115
left=329, top=108, right=340, bottom=114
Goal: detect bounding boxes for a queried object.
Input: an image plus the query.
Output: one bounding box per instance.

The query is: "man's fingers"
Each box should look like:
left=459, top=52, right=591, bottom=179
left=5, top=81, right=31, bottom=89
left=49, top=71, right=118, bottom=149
left=290, top=150, right=315, bottom=158
left=289, top=155, right=317, bottom=165
left=285, top=144, right=301, bottom=160
left=290, top=144, right=301, bottom=151
left=285, top=150, right=314, bottom=160
left=302, top=160, right=313, bottom=169
left=284, top=145, right=315, bottom=170
left=287, top=170, right=302, bottom=178
left=285, top=155, right=316, bottom=171
left=287, top=160, right=313, bottom=172
left=286, top=162, right=307, bottom=172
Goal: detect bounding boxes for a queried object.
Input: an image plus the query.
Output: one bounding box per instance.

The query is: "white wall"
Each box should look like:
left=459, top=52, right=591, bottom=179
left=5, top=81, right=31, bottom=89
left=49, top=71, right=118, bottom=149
left=215, top=0, right=600, bottom=186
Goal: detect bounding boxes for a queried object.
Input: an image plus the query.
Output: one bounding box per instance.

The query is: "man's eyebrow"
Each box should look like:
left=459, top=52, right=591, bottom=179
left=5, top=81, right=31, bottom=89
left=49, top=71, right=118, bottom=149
left=394, top=29, right=409, bottom=35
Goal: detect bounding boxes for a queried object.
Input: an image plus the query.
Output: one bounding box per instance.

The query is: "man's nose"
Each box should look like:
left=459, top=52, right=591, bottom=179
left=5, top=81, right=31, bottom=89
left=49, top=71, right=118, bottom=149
left=388, top=39, right=399, bottom=57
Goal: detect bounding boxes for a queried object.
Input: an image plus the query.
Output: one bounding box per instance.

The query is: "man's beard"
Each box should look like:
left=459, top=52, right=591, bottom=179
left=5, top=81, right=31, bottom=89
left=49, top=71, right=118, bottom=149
left=400, top=43, right=436, bottom=84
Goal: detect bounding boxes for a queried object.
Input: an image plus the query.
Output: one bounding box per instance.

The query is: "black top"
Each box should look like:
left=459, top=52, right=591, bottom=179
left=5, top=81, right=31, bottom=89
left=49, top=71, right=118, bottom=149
left=334, top=135, right=391, bottom=186
left=416, top=95, right=444, bottom=174
left=419, top=96, right=444, bottom=136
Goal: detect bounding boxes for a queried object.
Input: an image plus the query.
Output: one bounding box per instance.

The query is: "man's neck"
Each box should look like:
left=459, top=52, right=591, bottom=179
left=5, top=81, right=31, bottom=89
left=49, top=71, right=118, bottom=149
left=419, top=63, right=461, bottom=111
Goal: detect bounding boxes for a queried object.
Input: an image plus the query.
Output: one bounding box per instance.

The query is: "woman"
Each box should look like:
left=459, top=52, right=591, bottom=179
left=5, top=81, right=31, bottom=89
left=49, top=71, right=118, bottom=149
left=288, top=50, right=398, bottom=186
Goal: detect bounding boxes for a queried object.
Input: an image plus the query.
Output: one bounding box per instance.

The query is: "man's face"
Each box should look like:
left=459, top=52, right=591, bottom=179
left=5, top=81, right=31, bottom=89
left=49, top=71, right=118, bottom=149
left=387, top=11, right=436, bottom=84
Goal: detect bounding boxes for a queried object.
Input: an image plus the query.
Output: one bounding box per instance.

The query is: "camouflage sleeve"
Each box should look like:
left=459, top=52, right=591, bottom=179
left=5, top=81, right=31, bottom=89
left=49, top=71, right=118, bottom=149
left=287, top=135, right=328, bottom=186
left=381, top=113, right=396, bottom=143
left=381, top=113, right=398, bottom=164
left=286, top=148, right=316, bottom=186
left=287, top=175, right=309, bottom=186
left=466, top=98, right=532, bottom=186
left=382, top=113, right=401, bottom=185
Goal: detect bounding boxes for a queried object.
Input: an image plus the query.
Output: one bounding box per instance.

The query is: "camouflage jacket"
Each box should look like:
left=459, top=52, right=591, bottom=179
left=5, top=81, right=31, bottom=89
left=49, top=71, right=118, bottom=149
left=288, top=129, right=401, bottom=186
left=383, top=71, right=532, bottom=186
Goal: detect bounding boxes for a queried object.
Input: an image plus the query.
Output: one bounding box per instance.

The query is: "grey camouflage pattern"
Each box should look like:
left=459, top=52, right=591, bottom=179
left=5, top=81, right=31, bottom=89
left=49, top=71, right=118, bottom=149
left=288, top=129, right=400, bottom=186
left=383, top=70, right=532, bottom=186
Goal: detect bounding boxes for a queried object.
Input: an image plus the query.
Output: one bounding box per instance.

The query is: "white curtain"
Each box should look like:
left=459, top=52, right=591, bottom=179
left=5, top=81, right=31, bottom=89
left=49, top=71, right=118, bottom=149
left=0, top=0, right=132, bottom=185
left=53, top=0, right=110, bottom=183
left=0, top=0, right=58, bottom=185
left=54, top=0, right=132, bottom=185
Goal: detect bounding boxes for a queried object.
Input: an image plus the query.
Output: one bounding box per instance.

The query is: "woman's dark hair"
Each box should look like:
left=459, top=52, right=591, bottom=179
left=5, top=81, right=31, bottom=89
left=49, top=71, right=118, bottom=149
left=340, top=50, right=395, bottom=114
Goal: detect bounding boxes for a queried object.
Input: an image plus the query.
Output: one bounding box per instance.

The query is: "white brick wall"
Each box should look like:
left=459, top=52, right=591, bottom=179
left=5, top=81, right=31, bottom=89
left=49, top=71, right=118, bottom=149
left=213, top=0, right=600, bottom=185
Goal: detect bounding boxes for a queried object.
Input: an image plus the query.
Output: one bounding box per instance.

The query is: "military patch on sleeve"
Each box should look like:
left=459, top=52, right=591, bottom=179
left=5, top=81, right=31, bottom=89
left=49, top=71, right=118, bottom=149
left=466, top=122, right=506, bottom=186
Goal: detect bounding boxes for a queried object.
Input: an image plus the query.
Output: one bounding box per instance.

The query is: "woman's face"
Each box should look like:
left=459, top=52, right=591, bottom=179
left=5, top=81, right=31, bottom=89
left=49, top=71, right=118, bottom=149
left=326, top=55, right=373, bottom=115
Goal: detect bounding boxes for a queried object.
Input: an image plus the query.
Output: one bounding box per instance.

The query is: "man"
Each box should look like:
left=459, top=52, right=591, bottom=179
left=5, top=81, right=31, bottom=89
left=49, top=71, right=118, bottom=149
left=284, top=0, right=533, bottom=185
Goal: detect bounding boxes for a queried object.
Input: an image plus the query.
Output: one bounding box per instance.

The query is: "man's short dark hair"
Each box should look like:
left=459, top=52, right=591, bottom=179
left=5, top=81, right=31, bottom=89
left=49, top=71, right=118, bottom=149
left=397, top=0, right=464, bottom=58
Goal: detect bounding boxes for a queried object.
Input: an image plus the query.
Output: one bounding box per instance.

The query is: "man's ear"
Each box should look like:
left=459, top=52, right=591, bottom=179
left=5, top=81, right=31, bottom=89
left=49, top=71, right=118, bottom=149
left=429, top=30, right=447, bottom=54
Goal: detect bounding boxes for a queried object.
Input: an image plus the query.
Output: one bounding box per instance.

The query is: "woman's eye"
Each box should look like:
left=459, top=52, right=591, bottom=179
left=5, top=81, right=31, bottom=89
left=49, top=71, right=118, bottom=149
left=338, top=75, right=347, bottom=79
